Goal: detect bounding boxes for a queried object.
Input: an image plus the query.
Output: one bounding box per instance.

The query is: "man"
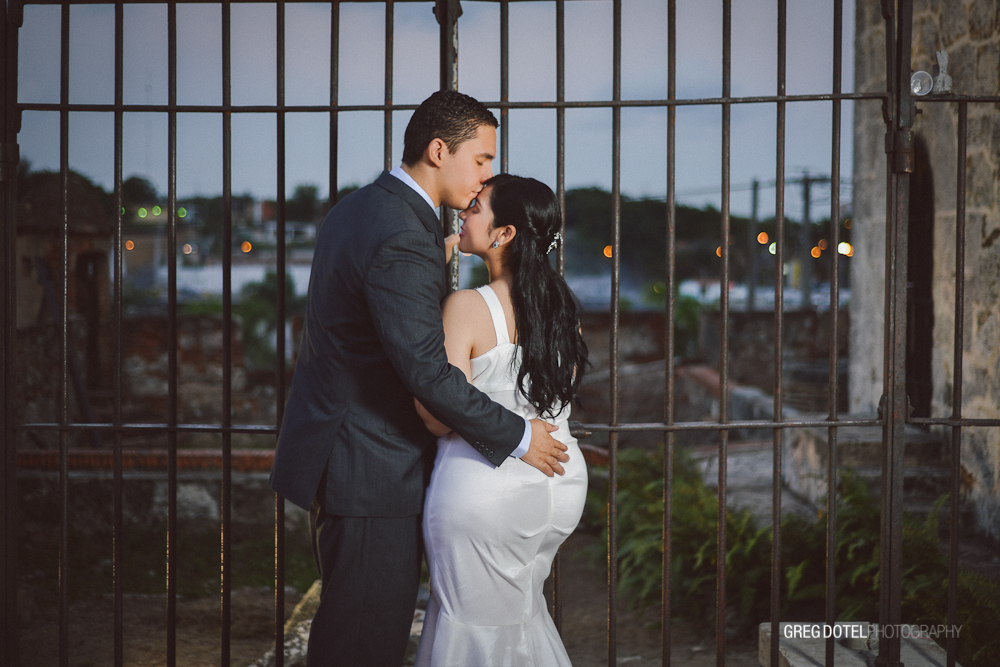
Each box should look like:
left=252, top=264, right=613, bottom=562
left=270, top=90, right=570, bottom=666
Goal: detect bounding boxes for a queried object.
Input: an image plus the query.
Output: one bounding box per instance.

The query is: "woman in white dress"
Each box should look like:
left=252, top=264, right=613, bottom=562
left=413, top=174, right=589, bottom=667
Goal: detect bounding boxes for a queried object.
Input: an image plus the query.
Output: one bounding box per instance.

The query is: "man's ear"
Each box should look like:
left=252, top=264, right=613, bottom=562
left=426, top=138, right=448, bottom=168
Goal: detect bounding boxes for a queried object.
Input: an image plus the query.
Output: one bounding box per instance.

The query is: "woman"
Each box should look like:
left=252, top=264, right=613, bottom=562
left=413, top=174, right=589, bottom=666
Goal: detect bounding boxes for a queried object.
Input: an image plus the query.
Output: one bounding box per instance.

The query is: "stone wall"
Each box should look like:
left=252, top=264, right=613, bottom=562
left=851, top=1, right=1000, bottom=539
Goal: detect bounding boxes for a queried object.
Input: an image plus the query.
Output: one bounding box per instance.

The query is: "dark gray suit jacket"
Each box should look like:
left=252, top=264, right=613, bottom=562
left=270, top=171, right=525, bottom=515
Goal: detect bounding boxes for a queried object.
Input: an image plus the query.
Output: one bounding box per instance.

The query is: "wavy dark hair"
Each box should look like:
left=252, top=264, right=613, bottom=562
left=485, top=174, right=588, bottom=418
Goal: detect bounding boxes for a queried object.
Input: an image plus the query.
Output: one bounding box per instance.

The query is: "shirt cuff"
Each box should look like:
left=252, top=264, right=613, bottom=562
left=510, top=417, right=532, bottom=459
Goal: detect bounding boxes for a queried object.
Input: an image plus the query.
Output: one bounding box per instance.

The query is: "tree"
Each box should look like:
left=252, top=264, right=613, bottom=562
left=122, top=176, right=158, bottom=206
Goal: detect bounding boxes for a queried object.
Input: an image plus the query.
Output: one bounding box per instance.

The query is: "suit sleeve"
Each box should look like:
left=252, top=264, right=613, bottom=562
left=364, top=230, right=524, bottom=465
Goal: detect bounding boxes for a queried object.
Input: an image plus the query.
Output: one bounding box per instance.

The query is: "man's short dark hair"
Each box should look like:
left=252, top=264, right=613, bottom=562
left=402, top=91, right=499, bottom=166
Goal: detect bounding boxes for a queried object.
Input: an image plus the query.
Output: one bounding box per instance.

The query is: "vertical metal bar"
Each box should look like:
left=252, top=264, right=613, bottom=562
left=166, top=3, right=178, bottom=664
left=499, top=0, right=508, bottom=174
left=436, top=0, right=459, bottom=291
left=329, top=1, right=339, bottom=208
left=662, top=2, right=677, bottom=664
left=59, top=5, right=70, bottom=665
left=800, top=174, right=813, bottom=308
left=878, top=2, right=912, bottom=665
left=113, top=2, right=125, bottom=665
left=946, top=101, right=967, bottom=667
left=384, top=0, right=393, bottom=171
left=275, top=1, right=287, bottom=664
left=824, top=3, right=843, bottom=665
left=221, top=1, right=233, bottom=663
left=748, top=179, right=759, bottom=312
left=608, top=0, right=621, bottom=663
left=770, top=2, right=787, bottom=665
left=551, top=0, right=565, bottom=633
left=716, top=3, right=731, bottom=665
left=1, top=1, right=20, bottom=663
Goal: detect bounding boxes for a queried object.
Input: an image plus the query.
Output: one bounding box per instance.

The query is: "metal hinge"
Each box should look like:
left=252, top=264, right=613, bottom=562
left=885, top=129, right=913, bottom=173
left=0, top=143, right=20, bottom=184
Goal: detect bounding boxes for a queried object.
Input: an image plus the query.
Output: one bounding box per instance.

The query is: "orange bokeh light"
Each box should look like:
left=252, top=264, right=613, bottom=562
left=716, top=246, right=722, bottom=257
left=603, top=245, right=613, bottom=258
left=810, top=246, right=822, bottom=258
left=125, top=240, right=135, bottom=250
left=241, top=241, right=252, bottom=253
left=757, top=232, right=768, bottom=244
left=818, top=239, right=828, bottom=250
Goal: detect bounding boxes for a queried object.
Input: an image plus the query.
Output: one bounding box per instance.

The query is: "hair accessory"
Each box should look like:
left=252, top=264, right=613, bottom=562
left=492, top=239, right=500, bottom=249
left=545, top=232, right=563, bottom=255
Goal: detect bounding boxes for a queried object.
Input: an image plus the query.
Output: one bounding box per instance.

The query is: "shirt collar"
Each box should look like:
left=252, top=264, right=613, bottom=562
left=388, top=165, right=437, bottom=212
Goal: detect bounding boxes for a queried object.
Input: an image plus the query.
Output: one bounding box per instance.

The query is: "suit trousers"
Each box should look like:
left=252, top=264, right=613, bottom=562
left=307, top=497, right=423, bottom=667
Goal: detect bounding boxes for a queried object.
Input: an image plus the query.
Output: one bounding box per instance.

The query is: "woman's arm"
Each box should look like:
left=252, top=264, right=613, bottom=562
left=414, top=289, right=486, bottom=436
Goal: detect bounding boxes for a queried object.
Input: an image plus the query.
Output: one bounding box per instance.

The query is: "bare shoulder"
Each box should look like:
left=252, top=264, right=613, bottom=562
left=441, top=289, right=496, bottom=354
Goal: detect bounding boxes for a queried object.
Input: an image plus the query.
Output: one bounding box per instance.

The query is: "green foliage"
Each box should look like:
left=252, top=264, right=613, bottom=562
left=237, top=270, right=306, bottom=369
left=585, top=447, right=1000, bottom=664
left=641, top=287, right=702, bottom=358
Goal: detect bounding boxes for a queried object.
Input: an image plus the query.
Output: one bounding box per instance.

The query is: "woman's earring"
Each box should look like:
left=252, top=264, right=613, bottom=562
left=491, top=240, right=500, bottom=249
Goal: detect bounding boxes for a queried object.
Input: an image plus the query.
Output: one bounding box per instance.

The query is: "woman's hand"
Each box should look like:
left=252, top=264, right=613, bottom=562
left=444, top=233, right=460, bottom=263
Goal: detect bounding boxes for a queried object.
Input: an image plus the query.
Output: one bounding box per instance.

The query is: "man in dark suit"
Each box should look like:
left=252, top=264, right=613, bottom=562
left=270, top=91, right=570, bottom=666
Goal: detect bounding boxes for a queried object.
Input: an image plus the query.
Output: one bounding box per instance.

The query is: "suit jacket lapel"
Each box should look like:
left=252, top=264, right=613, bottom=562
left=375, top=171, right=442, bottom=240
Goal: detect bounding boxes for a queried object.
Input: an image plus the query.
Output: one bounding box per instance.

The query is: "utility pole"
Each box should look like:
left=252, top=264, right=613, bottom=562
left=748, top=178, right=759, bottom=311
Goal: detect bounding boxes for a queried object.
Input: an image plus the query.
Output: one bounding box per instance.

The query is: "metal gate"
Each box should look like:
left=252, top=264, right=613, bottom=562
left=2, top=1, right=998, bottom=666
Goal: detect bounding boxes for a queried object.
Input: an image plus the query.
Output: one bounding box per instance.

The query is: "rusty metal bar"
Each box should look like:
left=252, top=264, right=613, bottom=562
left=878, top=2, right=913, bottom=665
left=436, top=0, right=459, bottom=291
left=824, top=3, right=843, bottom=666
left=222, top=0, right=234, bottom=662
left=329, top=1, right=339, bottom=207
left=0, top=0, right=19, bottom=660
left=166, top=3, right=179, bottom=664
left=113, top=1, right=125, bottom=664
left=946, top=101, right=967, bottom=667
left=716, top=3, right=732, bottom=665
left=551, top=0, right=565, bottom=633
left=59, top=4, right=70, bottom=664
left=769, top=0, right=787, bottom=664
left=384, top=0, right=393, bottom=171
left=607, top=0, right=621, bottom=662
left=18, top=91, right=891, bottom=115
left=663, top=0, right=676, bottom=664
left=275, top=0, right=287, bottom=662
left=500, top=0, right=508, bottom=174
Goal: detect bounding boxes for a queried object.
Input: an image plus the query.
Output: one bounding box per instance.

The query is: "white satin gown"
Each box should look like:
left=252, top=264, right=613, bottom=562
left=415, top=285, right=587, bottom=667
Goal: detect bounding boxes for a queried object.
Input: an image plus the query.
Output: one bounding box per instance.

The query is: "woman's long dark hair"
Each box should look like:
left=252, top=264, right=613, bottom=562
left=485, top=174, right=588, bottom=418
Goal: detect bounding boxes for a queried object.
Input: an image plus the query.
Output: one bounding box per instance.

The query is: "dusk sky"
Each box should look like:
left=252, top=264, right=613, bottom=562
left=18, top=0, right=856, bottom=221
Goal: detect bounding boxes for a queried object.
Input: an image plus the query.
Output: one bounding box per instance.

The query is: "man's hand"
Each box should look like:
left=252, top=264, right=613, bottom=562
left=520, top=419, right=569, bottom=476
left=444, top=233, right=460, bottom=262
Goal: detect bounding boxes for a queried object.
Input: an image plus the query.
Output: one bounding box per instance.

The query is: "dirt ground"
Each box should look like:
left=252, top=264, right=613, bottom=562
left=18, top=533, right=760, bottom=667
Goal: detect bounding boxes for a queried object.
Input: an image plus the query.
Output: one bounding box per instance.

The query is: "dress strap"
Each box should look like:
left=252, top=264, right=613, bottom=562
left=475, top=285, right=511, bottom=346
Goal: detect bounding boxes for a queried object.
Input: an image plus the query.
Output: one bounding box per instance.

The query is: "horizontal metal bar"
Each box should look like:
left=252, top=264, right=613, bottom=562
left=16, top=92, right=888, bottom=115
left=17, top=418, right=885, bottom=435
left=909, top=417, right=1000, bottom=427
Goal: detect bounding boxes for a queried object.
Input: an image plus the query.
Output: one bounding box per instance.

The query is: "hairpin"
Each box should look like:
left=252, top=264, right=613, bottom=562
left=546, top=232, right=562, bottom=255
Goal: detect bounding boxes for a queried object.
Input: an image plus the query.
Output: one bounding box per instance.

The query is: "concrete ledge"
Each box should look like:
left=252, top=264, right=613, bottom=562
left=759, top=622, right=961, bottom=667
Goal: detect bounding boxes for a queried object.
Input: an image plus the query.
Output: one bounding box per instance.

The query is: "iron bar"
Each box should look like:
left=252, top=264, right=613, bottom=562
left=275, top=0, right=287, bottom=663
left=384, top=0, right=393, bottom=171
left=113, top=2, right=125, bottom=665
left=17, top=91, right=892, bottom=114
left=946, top=101, right=967, bottom=667
left=663, top=1, right=676, bottom=664
left=166, top=3, right=179, bottom=664
left=500, top=0, right=508, bottom=174
left=221, top=1, right=234, bottom=663
left=607, top=0, right=621, bottom=663
left=59, top=4, right=70, bottom=665
left=824, top=4, right=843, bottom=666
left=716, top=3, right=732, bottom=665
left=329, top=1, right=339, bottom=208
left=436, top=0, right=459, bottom=291
left=769, top=1, right=787, bottom=664
left=552, top=0, right=565, bottom=633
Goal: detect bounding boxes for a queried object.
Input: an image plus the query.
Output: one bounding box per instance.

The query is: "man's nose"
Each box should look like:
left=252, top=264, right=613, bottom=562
left=482, top=163, right=494, bottom=181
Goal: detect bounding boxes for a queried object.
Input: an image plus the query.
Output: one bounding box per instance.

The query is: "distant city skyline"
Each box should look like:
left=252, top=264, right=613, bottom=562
left=17, top=0, right=856, bottom=222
